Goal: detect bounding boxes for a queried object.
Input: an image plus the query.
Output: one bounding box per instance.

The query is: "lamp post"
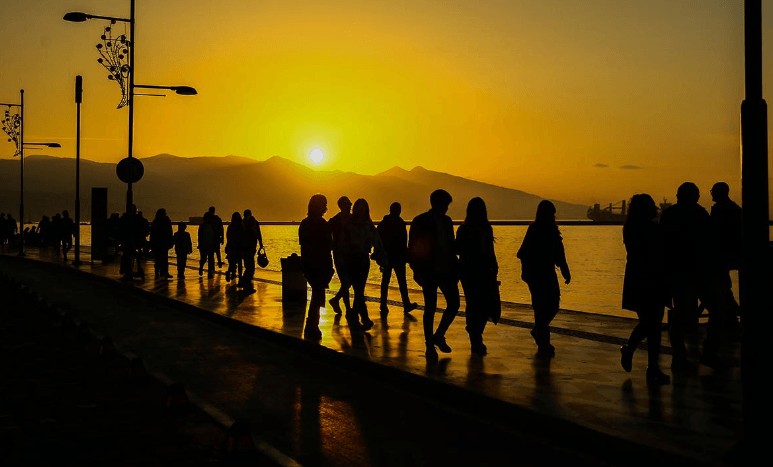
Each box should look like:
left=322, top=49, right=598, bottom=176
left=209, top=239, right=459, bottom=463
left=64, top=0, right=196, bottom=214
left=2, top=89, right=61, bottom=256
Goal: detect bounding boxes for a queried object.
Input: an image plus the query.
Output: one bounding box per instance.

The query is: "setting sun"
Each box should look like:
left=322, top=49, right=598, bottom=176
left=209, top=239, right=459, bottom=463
left=309, top=148, right=325, bottom=165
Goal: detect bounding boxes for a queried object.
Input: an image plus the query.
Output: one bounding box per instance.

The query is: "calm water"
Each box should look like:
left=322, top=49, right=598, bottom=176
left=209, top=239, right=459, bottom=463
left=70, top=224, right=739, bottom=318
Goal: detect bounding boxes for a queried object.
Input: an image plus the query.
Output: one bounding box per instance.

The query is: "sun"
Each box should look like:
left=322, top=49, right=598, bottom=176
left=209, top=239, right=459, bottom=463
left=309, top=148, right=325, bottom=165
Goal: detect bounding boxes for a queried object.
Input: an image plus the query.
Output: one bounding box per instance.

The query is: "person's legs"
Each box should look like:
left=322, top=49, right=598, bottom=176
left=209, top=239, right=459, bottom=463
left=669, top=283, right=695, bottom=367
left=394, top=262, right=417, bottom=312
left=304, top=285, right=324, bottom=340
left=177, top=254, right=187, bottom=278
left=421, top=280, right=438, bottom=357
left=380, top=266, right=393, bottom=313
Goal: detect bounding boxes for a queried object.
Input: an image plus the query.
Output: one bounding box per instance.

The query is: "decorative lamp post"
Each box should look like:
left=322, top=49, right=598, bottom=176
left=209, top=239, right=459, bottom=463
left=1, top=89, right=60, bottom=256
left=64, top=1, right=197, bottom=214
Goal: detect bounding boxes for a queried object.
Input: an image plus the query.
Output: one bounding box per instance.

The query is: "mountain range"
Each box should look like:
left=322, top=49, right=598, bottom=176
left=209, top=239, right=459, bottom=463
left=0, top=154, right=588, bottom=222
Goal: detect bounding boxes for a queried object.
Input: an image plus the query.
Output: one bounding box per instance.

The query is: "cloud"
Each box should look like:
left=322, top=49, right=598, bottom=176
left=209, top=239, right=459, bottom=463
left=619, top=164, right=643, bottom=170
left=593, top=163, right=609, bottom=168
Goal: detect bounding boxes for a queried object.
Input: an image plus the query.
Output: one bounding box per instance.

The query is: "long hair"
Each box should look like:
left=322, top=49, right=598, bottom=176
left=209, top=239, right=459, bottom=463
left=464, top=197, right=493, bottom=240
left=535, top=200, right=556, bottom=224
left=352, top=198, right=372, bottom=223
left=308, top=194, right=328, bottom=218
left=625, top=194, right=657, bottom=224
left=230, top=211, right=242, bottom=224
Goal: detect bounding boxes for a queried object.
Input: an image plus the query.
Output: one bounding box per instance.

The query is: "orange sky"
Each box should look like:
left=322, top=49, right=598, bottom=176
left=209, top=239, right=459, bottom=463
left=0, top=0, right=769, bottom=209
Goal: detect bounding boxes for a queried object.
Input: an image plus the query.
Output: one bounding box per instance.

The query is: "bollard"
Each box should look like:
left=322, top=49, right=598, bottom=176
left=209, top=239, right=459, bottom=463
left=164, top=382, right=190, bottom=413
left=280, top=254, right=307, bottom=304
left=223, top=419, right=256, bottom=455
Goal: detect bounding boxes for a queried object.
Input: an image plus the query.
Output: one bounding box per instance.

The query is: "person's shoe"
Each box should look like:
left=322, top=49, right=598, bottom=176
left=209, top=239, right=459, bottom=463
left=164, top=273, right=173, bottom=278
left=346, top=315, right=363, bottom=331
left=303, top=326, right=322, bottom=341
left=218, top=261, right=223, bottom=268
left=620, top=344, right=634, bottom=372
left=329, top=298, right=343, bottom=315
left=471, top=342, right=488, bottom=356
left=198, top=266, right=203, bottom=276
left=361, top=318, right=375, bottom=331
left=425, top=343, right=438, bottom=360
left=379, top=304, right=389, bottom=317
left=432, top=334, right=452, bottom=353
left=404, top=302, right=418, bottom=313
left=646, top=367, right=671, bottom=386
left=536, top=345, right=555, bottom=358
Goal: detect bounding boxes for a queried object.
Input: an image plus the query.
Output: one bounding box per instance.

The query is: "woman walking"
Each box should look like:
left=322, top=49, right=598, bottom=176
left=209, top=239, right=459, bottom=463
left=346, top=198, right=387, bottom=331
left=298, top=194, right=334, bottom=340
left=517, top=200, right=571, bottom=357
left=620, top=194, right=670, bottom=385
left=457, top=197, right=499, bottom=356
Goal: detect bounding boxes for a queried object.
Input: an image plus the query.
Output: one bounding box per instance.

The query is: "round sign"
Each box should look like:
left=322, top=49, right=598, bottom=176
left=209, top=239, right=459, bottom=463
left=116, top=157, right=144, bottom=184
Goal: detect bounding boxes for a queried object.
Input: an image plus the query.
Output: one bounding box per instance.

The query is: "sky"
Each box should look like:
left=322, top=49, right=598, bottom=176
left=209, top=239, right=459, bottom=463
left=0, top=0, right=770, bottom=209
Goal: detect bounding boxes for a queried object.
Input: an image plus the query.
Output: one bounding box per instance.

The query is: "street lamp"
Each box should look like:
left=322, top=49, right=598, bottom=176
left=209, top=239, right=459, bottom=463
left=64, top=0, right=197, bottom=214
left=1, top=89, right=60, bottom=256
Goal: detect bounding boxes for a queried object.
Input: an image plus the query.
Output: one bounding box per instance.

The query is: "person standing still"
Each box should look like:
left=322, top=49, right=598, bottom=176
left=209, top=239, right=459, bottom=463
left=173, top=223, right=193, bottom=279
left=377, top=202, right=418, bottom=317
left=197, top=212, right=218, bottom=278
left=149, top=208, right=174, bottom=279
left=517, top=200, right=571, bottom=358
left=408, top=189, right=460, bottom=359
left=61, top=210, right=75, bottom=263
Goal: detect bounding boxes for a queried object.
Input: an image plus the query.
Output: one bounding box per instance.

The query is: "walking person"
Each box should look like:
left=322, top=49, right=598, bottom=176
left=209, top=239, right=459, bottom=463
left=457, top=197, right=500, bottom=356
left=149, top=208, right=174, bottom=279
left=207, top=206, right=225, bottom=268
left=620, top=194, right=670, bottom=385
left=197, top=212, right=218, bottom=279
left=61, top=210, right=75, bottom=262
left=377, top=202, right=418, bottom=317
left=659, top=182, right=713, bottom=369
left=328, top=196, right=353, bottom=317
left=240, top=209, right=264, bottom=292
left=408, top=189, right=460, bottom=359
left=517, top=200, right=571, bottom=358
left=225, top=211, right=245, bottom=283
left=298, top=194, right=334, bottom=341
left=708, top=182, right=743, bottom=336
left=346, top=198, right=387, bottom=331
left=172, top=223, right=193, bottom=279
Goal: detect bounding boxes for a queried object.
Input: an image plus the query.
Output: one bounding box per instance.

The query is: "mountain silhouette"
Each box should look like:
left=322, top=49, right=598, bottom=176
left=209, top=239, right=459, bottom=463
left=0, top=154, right=588, bottom=222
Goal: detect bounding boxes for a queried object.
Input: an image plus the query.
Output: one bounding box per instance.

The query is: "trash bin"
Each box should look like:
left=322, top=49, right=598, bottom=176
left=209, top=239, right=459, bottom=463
left=281, top=253, right=307, bottom=303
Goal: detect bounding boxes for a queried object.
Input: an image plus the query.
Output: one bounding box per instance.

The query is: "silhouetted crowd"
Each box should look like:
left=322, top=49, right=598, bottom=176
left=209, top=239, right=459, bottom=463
left=1, top=179, right=743, bottom=385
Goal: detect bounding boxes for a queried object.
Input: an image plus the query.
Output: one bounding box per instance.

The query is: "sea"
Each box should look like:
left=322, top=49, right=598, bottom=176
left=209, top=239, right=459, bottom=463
left=69, top=223, right=739, bottom=319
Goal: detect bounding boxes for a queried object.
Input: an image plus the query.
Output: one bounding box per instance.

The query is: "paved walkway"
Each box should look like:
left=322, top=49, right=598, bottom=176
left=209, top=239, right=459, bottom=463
left=0, top=247, right=745, bottom=465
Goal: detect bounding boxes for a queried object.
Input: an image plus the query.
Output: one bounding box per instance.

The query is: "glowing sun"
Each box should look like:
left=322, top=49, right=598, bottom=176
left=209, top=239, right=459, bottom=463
left=309, top=148, right=324, bottom=165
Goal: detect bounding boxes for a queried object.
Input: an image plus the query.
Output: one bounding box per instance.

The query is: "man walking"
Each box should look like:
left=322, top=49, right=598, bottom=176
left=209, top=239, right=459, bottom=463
left=377, top=202, right=418, bottom=317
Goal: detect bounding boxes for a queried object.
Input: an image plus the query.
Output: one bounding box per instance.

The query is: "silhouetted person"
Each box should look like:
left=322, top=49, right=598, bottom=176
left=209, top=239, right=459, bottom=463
left=457, top=197, right=499, bottom=356
left=208, top=206, right=225, bottom=268
left=517, top=200, right=571, bottom=358
left=150, top=208, right=174, bottom=279
left=709, top=181, right=742, bottom=333
left=299, top=194, right=334, bottom=340
left=51, top=213, right=63, bottom=256
left=6, top=214, right=18, bottom=249
left=37, top=215, right=51, bottom=248
left=173, top=223, right=193, bottom=279
left=620, top=194, right=670, bottom=385
left=659, top=182, right=712, bottom=369
left=345, top=198, right=387, bottom=331
left=118, top=204, right=145, bottom=279
left=329, top=196, right=353, bottom=317
left=408, top=189, right=460, bottom=359
left=240, top=209, right=264, bottom=292
left=106, top=212, right=121, bottom=261
left=377, top=202, right=418, bottom=317
left=60, top=210, right=75, bottom=262
left=699, top=182, right=744, bottom=368
left=136, top=210, right=150, bottom=257
left=198, top=212, right=218, bottom=278
left=225, top=211, right=245, bottom=283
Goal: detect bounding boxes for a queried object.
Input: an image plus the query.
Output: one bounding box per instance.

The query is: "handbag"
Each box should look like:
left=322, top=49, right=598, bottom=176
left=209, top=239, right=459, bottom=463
left=257, top=247, right=269, bottom=268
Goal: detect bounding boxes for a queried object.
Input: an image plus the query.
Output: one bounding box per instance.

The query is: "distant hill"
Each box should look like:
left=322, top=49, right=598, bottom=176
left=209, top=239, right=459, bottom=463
left=0, top=154, right=588, bottom=222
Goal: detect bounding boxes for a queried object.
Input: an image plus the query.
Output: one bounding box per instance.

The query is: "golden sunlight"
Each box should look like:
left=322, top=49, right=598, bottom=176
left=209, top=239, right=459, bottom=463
left=309, top=147, right=325, bottom=165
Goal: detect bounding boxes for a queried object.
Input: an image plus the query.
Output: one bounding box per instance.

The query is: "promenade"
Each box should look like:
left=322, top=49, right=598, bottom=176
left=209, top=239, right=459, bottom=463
left=0, top=247, right=744, bottom=466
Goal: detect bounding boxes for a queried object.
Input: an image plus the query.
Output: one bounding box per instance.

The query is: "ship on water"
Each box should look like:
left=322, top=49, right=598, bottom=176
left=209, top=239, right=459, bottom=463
left=587, top=199, right=671, bottom=223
